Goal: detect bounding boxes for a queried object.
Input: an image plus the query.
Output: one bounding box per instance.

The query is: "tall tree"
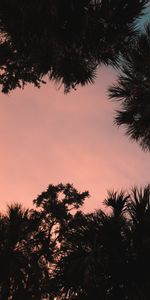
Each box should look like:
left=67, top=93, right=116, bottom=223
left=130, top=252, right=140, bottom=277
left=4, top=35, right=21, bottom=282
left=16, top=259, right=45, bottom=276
left=0, top=0, right=148, bottom=93
left=0, top=204, right=46, bottom=299
left=109, top=23, right=150, bottom=150
left=127, top=186, right=150, bottom=299
left=50, top=185, right=150, bottom=300
left=2, top=184, right=150, bottom=299
left=0, top=183, right=89, bottom=299
left=51, top=190, right=130, bottom=300
left=0, top=201, right=59, bottom=299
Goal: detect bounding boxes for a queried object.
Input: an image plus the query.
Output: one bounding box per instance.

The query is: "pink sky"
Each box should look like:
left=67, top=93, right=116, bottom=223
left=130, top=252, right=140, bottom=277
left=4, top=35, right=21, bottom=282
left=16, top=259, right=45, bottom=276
left=0, top=66, right=150, bottom=212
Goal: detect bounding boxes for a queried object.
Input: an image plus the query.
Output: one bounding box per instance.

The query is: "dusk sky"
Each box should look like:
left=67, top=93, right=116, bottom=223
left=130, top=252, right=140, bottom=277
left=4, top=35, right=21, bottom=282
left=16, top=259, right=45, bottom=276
left=1, top=63, right=150, bottom=213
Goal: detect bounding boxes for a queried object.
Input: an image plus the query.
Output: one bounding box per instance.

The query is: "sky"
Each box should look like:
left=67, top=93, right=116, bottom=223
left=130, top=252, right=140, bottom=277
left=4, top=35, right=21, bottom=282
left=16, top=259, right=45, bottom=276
left=0, top=65, right=150, bottom=213
left=0, top=4, right=149, bottom=213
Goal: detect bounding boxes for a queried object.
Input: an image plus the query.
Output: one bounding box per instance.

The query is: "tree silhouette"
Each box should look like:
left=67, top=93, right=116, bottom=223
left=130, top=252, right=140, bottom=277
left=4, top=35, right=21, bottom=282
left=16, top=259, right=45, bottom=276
left=50, top=185, right=150, bottom=300
left=0, top=184, right=89, bottom=299
left=52, top=190, right=130, bottom=300
left=126, top=186, right=150, bottom=299
left=1, top=184, right=150, bottom=299
left=109, top=23, right=150, bottom=150
left=0, top=0, right=148, bottom=93
left=0, top=203, right=53, bottom=299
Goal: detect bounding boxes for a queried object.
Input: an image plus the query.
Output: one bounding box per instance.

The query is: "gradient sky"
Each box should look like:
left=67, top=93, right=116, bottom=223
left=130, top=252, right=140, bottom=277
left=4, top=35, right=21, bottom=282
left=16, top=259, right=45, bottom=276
left=0, top=65, right=150, bottom=213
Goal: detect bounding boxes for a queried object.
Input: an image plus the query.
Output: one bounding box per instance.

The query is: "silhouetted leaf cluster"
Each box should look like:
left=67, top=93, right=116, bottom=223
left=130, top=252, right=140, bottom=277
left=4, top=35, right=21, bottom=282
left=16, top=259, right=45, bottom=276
left=109, top=23, right=150, bottom=150
left=0, top=0, right=148, bottom=93
left=1, top=183, right=150, bottom=299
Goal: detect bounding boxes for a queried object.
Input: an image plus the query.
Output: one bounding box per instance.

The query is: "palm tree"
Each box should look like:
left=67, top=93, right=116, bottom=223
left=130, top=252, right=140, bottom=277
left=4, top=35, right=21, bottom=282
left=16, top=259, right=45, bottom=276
left=109, top=23, right=150, bottom=150
left=2, top=184, right=150, bottom=299
left=50, top=186, right=150, bottom=300
left=126, top=185, right=150, bottom=299
left=0, top=204, right=30, bottom=299
left=51, top=190, right=130, bottom=300
left=0, top=0, right=148, bottom=93
left=0, top=204, right=49, bottom=299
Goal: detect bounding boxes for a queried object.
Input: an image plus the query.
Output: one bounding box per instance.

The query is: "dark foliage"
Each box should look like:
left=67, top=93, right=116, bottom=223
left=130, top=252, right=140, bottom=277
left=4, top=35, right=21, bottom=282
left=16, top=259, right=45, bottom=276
left=0, top=184, right=88, bottom=299
left=0, top=0, right=148, bottom=93
left=109, top=23, right=150, bottom=150
left=1, top=184, right=150, bottom=299
left=0, top=204, right=48, bottom=299
left=52, top=185, right=150, bottom=300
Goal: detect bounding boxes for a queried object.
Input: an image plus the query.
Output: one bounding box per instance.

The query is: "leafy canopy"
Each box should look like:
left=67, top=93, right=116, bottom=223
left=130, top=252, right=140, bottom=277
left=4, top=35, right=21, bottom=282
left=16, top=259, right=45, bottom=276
left=1, top=183, right=150, bottom=299
left=109, top=23, right=150, bottom=150
left=0, top=0, right=148, bottom=93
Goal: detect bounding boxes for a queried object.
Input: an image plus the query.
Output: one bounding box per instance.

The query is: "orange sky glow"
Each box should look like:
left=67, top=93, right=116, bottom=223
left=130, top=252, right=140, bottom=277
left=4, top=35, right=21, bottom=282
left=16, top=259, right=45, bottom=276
left=0, top=66, right=150, bottom=213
